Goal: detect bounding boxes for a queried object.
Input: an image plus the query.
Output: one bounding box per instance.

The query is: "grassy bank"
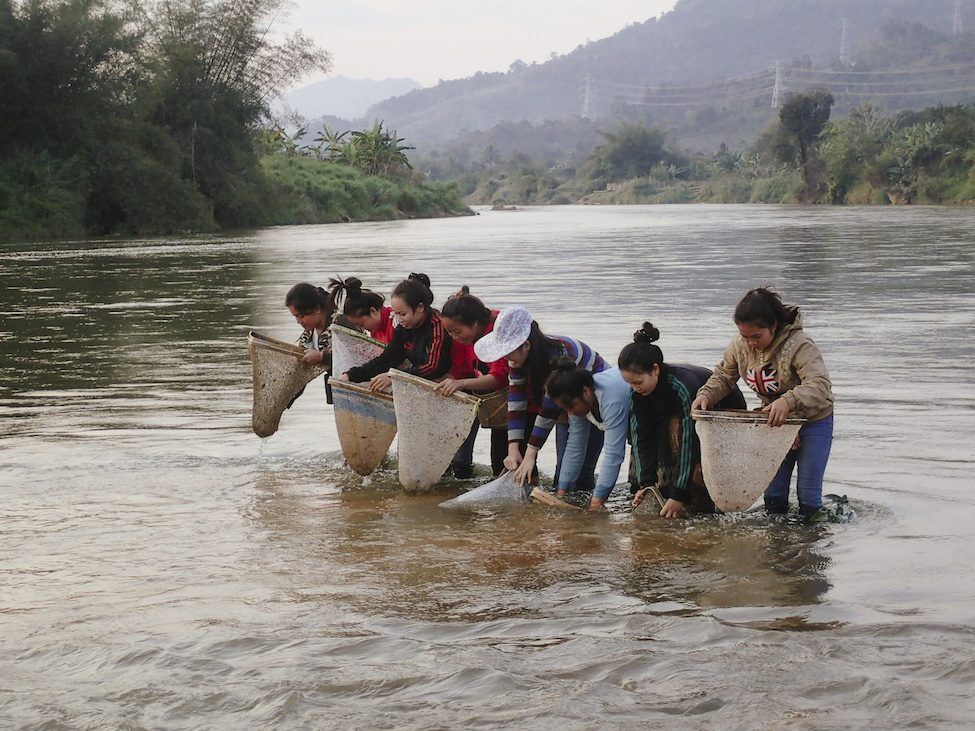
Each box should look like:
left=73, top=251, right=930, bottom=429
left=259, top=157, right=472, bottom=225
left=0, top=157, right=473, bottom=244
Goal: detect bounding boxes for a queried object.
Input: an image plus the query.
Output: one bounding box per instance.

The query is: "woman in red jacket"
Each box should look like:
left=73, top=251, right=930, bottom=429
left=436, top=288, right=509, bottom=477
left=328, top=276, right=396, bottom=344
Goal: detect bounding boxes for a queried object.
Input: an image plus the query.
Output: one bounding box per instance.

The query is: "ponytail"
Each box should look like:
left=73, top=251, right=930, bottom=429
left=329, top=276, right=385, bottom=317
left=392, top=272, right=434, bottom=310
left=441, top=286, right=492, bottom=326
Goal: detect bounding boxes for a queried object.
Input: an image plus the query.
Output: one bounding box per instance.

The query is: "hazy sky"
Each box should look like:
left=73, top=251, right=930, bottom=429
left=286, top=1, right=679, bottom=88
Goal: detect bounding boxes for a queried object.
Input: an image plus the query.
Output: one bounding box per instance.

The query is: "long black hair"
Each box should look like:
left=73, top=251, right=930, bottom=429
left=328, top=276, right=385, bottom=317
left=733, top=286, right=794, bottom=331
left=545, top=356, right=595, bottom=404
left=285, top=283, right=333, bottom=316
left=525, top=321, right=563, bottom=403
left=392, top=272, right=434, bottom=311
left=441, top=286, right=492, bottom=326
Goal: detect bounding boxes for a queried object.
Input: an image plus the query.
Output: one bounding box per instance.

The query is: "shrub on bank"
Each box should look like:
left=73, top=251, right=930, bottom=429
left=259, top=157, right=472, bottom=225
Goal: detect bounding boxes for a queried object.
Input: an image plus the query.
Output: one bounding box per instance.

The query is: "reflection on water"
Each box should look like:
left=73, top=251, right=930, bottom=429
left=2, top=206, right=974, bottom=726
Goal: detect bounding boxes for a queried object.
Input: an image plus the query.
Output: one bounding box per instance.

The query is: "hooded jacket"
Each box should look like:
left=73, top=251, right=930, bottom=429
left=696, top=305, right=833, bottom=422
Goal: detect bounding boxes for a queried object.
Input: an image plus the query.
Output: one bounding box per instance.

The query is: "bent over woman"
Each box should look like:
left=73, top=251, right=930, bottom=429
left=620, top=323, right=746, bottom=518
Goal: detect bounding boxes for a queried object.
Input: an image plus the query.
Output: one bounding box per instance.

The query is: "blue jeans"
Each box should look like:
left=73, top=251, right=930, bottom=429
left=552, top=420, right=604, bottom=492
left=764, top=414, right=834, bottom=517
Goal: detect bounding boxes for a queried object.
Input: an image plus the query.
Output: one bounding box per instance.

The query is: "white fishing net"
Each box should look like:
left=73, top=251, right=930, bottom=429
left=248, top=332, right=327, bottom=438
left=330, top=380, right=397, bottom=476
left=330, top=325, right=385, bottom=377
left=389, top=370, right=480, bottom=492
left=439, top=472, right=527, bottom=510
left=694, top=411, right=804, bottom=512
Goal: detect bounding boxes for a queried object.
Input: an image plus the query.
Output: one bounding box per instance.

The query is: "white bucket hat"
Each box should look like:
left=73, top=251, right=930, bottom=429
left=474, top=305, right=533, bottom=363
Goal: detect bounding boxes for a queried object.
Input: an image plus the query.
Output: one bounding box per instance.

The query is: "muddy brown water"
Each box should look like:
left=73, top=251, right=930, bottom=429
left=2, top=205, right=974, bottom=728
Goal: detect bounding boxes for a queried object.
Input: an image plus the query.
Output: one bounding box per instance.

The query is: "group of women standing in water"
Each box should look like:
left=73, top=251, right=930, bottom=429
left=284, top=274, right=835, bottom=522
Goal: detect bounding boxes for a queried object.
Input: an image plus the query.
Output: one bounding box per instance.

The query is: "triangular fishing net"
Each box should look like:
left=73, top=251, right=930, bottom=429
left=389, top=370, right=480, bottom=492
left=694, top=410, right=805, bottom=512
left=248, top=331, right=327, bottom=437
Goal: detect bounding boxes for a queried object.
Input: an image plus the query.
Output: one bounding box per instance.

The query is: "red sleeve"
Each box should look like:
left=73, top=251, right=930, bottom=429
left=487, top=357, right=509, bottom=389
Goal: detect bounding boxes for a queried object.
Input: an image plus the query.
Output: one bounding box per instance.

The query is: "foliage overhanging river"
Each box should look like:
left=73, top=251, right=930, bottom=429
left=2, top=205, right=974, bottom=727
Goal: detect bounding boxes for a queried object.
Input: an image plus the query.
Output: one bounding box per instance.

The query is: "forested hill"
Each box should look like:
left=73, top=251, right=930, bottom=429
left=365, top=0, right=964, bottom=147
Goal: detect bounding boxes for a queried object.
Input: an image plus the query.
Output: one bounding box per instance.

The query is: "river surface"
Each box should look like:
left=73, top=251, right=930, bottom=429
left=2, top=205, right=974, bottom=728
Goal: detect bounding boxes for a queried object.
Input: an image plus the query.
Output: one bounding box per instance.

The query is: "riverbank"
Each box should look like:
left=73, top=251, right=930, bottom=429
left=0, top=157, right=473, bottom=245
left=259, top=157, right=473, bottom=225
left=468, top=167, right=975, bottom=207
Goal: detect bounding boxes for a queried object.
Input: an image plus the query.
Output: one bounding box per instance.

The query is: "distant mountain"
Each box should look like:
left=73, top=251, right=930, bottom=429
left=365, top=0, right=968, bottom=149
left=283, top=75, right=422, bottom=121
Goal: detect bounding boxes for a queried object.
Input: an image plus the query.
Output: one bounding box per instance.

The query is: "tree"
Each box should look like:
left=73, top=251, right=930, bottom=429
left=588, top=123, right=668, bottom=182
left=777, top=89, right=834, bottom=198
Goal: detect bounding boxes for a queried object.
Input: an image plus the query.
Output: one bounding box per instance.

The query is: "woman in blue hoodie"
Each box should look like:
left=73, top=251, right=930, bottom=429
left=545, top=357, right=632, bottom=511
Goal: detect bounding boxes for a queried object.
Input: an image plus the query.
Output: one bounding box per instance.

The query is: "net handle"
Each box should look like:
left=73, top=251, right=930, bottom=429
left=388, top=369, right=483, bottom=408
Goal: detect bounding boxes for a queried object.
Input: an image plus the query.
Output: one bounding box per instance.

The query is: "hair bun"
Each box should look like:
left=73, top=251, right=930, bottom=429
left=344, top=276, right=363, bottom=296
left=633, top=322, right=660, bottom=344
left=408, top=272, right=431, bottom=288
left=551, top=355, right=577, bottom=372
left=460, top=285, right=470, bottom=295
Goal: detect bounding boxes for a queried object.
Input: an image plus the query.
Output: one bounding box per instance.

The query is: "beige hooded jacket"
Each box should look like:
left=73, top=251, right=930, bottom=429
left=697, top=305, right=833, bottom=421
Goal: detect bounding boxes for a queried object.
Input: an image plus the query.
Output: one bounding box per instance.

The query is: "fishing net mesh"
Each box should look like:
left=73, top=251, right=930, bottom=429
left=695, top=414, right=803, bottom=512
left=330, top=327, right=385, bottom=377
left=249, top=339, right=326, bottom=437
left=390, top=372, right=479, bottom=492
left=439, top=472, right=527, bottom=509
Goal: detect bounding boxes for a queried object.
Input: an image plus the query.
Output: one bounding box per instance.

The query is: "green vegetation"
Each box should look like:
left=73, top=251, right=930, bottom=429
left=0, top=0, right=469, bottom=243
left=454, top=96, right=975, bottom=207
left=260, top=157, right=470, bottom=224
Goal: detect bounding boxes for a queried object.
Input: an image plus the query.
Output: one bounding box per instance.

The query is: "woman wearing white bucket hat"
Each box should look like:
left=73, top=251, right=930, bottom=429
left=474, top=306, right=608, bottom=489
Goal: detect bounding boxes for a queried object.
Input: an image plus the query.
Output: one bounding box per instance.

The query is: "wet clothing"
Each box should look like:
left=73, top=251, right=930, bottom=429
left=696, top=305, right=833, bottom=421
left=557, top=368, right=631, bottom=501
left=629, top=364, right=746, bottom=509
left=370, top=306, right=396, bottom=344
left=765, top=414, right=834, bottom=517
left=507, top=336, right=607, bottom=447
left=346, top=310, right=452, bottom=382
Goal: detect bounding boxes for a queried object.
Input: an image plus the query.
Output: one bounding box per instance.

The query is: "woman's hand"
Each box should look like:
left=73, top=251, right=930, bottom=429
left=503, top=445, right=523, bottom=473
left=435, top=378, right=464, bottom=397
left=762, top=398, right=791, bottom=427
left=302, top=349, right=323, bottom=365
left=337, top=372, right=350, bottom=381
left=512, top=448, right=537, bottom=486
left=369, top=373, right=392, bottom=393
left=659, top=498, right=685, bottom=519
left=632, top=488, right=649, bottom=509
left=691, top=394, right=709, bottom=412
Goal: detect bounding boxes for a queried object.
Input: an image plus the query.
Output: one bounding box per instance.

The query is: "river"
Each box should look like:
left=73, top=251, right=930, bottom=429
left=2, top=205, right=974, bottom=728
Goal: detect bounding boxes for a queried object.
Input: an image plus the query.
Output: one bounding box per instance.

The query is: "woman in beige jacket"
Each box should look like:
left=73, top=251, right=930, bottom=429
left=691, top=287, right=834, bottom=520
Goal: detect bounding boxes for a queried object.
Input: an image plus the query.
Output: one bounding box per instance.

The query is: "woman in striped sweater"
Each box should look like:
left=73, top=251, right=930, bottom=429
left=474, top=305, right=607, bottom=488
left=620, top=323, right=745, bottom=518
